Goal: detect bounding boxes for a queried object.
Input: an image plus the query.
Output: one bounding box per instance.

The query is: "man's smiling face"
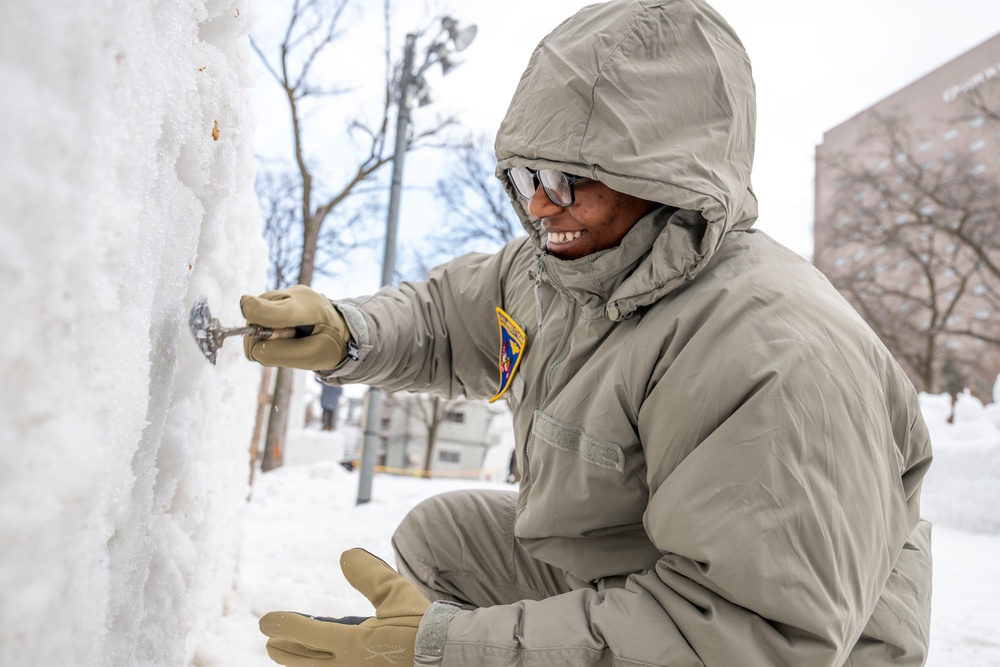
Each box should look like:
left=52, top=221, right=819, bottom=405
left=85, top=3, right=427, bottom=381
left=528, top=179, right=659, bottom=260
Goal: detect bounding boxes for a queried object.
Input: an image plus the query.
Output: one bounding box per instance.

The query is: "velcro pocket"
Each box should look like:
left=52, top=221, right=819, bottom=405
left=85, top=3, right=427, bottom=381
left=532, top=410, right=625, bottom=473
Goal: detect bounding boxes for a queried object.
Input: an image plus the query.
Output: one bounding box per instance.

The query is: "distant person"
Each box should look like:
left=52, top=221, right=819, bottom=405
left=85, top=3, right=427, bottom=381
left=241, top=1, right=932, bottom=665
left=318, top=381, right=342, bottom=431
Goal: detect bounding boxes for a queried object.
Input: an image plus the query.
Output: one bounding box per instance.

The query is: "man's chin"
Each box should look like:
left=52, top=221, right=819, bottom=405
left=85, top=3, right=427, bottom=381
left=545, top=239, right=591, bottom=260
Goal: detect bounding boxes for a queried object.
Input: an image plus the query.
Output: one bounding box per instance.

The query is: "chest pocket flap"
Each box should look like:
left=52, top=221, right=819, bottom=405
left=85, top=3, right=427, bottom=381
left=532, top=410, right=625, bottom=474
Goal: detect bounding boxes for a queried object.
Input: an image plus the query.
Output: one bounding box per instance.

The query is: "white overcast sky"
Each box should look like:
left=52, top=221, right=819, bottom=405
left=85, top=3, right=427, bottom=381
left=250, top=0, right=1000, bottom=296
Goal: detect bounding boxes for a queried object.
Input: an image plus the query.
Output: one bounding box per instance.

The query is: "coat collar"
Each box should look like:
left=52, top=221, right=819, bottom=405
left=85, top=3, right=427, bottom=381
left=537, top=206, right=672, bottom=320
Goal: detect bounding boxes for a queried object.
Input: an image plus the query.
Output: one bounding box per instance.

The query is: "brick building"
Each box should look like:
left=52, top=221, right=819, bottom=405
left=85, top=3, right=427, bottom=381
left=814, top=34, right=1000, bottom=397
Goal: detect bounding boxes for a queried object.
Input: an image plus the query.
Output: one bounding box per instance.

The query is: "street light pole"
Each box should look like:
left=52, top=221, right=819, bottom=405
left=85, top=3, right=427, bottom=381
left=356, top=18, right=476, bottom=505
left=357, top=34, right=416, bottom=506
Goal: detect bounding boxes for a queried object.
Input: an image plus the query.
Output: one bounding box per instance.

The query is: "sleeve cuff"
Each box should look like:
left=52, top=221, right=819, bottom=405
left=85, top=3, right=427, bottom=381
left=314, top=301, right=373, bottom=381
left=415, top=601, right=462, bottom=659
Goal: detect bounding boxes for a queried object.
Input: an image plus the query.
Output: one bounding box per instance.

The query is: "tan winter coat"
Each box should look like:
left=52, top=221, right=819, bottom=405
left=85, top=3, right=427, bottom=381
left=323, top=0, right=933, bottom=664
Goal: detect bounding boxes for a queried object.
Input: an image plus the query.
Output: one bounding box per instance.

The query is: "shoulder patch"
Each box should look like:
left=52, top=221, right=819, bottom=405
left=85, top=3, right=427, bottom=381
left=489, top=307, right=527, bottom=403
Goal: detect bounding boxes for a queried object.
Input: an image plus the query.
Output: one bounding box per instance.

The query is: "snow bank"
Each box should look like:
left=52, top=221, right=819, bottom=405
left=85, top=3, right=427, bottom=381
left=921, top=386, right=1000, bottom=534
left=0, top=2, right=265, bottom=665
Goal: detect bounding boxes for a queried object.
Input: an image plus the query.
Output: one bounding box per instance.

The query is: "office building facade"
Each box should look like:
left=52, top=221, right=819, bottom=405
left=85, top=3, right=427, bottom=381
left=814, top=34, right=1000, bottom=398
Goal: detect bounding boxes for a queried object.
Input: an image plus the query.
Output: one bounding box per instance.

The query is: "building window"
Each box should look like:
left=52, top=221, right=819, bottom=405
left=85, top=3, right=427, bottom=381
left=943, top=128, right=959, bottom=141
left=970, top=139, right=986, bottom=152
left=918, top=140, right=933, bottom=153
left=438, top=450, right=461, bottom=463
left=443, top=411, right=465, bottom=423
left=835, top=257, right=848, bottom=268
left=973, top=283, right=988, bottom=296
left=969, top=115, right=985, bottom=129
left=974, top=310, right=990, bottom=320
left=943, top=150, right=957, bottom=161
left=946, top=314, right=961, bottom=326
left=970, top=163, right=987, bottom=175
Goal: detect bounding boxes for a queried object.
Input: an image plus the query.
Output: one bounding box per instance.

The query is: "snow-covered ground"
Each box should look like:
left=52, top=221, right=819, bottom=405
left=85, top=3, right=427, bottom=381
left=195, top=389, right=1000, bottom=667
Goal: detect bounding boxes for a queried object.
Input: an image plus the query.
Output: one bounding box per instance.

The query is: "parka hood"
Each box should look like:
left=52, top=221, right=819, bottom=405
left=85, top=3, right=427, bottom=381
left=495, top=0, right=758, bottom=317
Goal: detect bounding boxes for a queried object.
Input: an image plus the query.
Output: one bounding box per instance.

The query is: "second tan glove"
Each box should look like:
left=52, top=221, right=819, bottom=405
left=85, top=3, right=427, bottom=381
left=259, top=549, right=431, bottom=666
left=240, top=285, right=351, bottom=371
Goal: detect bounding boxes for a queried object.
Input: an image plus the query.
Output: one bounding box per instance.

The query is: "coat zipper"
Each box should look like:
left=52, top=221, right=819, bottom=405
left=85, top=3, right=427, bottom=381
left=546, top=300, right=579, bottom=394
left=518, top=260, right=579, bottom=520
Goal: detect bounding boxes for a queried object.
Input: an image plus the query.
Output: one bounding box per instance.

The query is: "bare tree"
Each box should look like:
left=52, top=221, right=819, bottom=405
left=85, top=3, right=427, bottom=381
left=249, top=0, right=460, bottom=472
left=386, top=392, right=466, bottom=477
left=820, top=111, right=1000, bottom=394
left=427, top=134, right=524, bottom=260
left=256, top=169, right=302, bottom=292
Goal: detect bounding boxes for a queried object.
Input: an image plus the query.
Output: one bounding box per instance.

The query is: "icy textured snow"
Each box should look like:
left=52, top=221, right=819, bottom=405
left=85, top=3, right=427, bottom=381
left=0, top=1, right=265, bottom=665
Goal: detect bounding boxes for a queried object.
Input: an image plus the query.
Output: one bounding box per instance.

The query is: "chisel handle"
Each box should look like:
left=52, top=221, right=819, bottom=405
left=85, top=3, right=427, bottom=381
left=251, top=324, right=316, bottom=340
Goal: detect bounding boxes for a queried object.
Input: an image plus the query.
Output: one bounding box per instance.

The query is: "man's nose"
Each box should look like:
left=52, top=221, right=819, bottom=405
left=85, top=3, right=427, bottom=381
left=528, top=185, right=563, bottom=218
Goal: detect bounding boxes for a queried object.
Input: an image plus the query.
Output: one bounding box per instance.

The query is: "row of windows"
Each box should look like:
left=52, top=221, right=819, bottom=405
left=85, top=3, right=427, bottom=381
left=438, top=450, right=461, bottom=463
left=920, top=115, right=988, bottom=148
left=867, top=147, right=993, bottom=176
left=889, top=305, right=994, bottom=323
left=944, top=339, right=990, bottom=349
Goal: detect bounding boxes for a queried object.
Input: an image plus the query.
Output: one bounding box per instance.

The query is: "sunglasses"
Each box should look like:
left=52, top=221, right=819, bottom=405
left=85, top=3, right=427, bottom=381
left=507, top=167, right=590, bottom=207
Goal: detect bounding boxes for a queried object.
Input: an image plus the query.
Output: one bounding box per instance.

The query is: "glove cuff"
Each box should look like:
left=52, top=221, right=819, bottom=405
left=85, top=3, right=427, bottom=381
left=414, top=601, right=462, bottom=659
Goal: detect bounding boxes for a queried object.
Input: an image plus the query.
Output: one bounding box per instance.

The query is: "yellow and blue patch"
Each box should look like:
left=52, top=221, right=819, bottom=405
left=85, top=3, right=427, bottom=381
left=489, top=307, right=527, bottom=403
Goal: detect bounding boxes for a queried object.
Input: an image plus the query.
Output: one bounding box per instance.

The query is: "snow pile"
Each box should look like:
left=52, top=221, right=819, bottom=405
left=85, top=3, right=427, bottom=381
left=921, top=382, right=1000, bottom=534
left=197, top=463, right=503, bottom=667
left=0, top=2, right=265, bottom=665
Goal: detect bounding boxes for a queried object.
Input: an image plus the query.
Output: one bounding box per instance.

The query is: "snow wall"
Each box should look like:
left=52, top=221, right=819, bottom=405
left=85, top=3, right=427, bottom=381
left=0, top=1, right=266, bottom=665
left=920, top=387, right=1000, bottom=534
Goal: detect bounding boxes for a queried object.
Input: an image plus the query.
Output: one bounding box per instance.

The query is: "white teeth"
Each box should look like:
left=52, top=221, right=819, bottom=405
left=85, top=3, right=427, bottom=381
left=547, top=231, right=583, bottom=244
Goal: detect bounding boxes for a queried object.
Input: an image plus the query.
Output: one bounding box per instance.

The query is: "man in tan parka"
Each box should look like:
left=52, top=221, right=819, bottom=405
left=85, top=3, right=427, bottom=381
left=245, top=1, right=933, bottom=665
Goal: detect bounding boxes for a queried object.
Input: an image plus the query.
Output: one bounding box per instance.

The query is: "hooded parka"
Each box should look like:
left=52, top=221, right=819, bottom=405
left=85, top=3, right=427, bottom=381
left=320, top=1, right=933, bottom=665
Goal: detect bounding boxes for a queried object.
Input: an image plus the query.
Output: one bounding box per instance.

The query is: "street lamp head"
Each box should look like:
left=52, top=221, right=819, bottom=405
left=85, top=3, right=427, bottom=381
left=413, top=76, right=433, bottom=107
left=441, top=16, right=477, bottom=52
left=429, top=43, right=460, bottom=76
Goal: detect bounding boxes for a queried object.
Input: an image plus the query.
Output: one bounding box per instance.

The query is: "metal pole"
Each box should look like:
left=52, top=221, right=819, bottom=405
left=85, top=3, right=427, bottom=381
left=357, top=34, right=417, bottom=505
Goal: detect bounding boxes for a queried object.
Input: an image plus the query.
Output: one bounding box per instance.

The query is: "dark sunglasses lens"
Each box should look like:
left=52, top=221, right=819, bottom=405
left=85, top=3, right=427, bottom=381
left=508, top=168, right=537, bottom=199
left=537, top=170, right=573, bottom=206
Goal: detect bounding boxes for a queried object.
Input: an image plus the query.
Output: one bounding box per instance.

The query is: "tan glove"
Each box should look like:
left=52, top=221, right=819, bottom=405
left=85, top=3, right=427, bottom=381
left=259, top=549, right=431, bottom=666
left=240, top=285, right=351, bottom=371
